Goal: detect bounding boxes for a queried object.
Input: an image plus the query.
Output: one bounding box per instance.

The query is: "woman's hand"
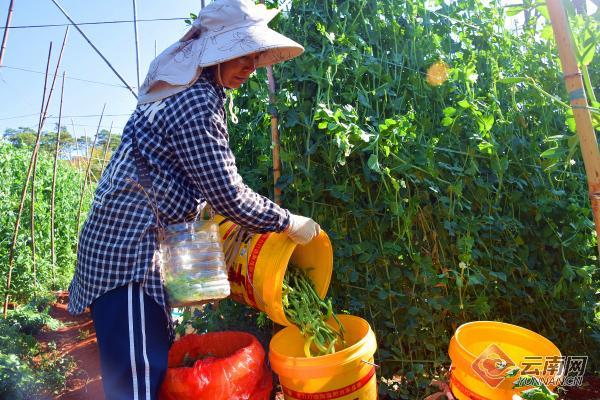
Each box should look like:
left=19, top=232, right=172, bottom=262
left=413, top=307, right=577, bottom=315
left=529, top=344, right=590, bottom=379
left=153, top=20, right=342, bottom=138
left=285, top=214, right=321, bottom=245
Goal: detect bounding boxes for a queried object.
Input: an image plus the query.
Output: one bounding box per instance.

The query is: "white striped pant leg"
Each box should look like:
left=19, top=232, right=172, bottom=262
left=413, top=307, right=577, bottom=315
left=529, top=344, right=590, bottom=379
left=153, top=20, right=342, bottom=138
left=91, top=282, right=169, bottom=400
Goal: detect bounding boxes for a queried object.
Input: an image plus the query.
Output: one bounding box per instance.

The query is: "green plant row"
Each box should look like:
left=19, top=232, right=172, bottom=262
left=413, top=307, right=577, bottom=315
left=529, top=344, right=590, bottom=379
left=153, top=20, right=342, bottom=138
left=0, top=295, right=74, bottom=399
left=0, top=143, right=93, bottom=303
left=224, top=0, right=599, bottom=397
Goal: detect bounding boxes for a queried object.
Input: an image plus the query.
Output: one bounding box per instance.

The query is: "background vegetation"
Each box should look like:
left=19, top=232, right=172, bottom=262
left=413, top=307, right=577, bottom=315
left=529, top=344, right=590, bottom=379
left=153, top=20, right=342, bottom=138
left=1, top=0, right=599, bottom=398
left=225, top=0, right=600, bottom=397
left=0, top=139, right=94, bottom=399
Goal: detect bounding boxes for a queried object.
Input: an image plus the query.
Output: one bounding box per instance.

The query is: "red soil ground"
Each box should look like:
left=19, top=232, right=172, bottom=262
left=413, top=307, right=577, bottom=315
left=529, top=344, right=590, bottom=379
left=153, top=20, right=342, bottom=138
left=36, top=294, right=104, bottom=400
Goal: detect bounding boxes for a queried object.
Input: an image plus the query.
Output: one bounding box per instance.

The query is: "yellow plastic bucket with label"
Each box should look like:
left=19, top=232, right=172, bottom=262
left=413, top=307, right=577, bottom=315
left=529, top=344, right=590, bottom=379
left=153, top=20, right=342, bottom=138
left=215, top=215, right=333, bottom=326
left=269, top=315, right=378, bottom=400
left=449, top=321, right=562, bottom=400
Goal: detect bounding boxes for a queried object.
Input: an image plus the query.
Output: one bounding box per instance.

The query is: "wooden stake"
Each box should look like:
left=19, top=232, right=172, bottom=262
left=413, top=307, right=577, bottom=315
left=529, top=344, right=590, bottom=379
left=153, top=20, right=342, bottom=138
left=546, top=0, right=600, bottom=255
left=83, top=128, right=90, bottom=186
left=0, top=0, right=15, bottom=66
left=3, top=43, right=53, bottom=317
left=30, top=27, right=69, bottom=290
left=266, top=66, right=282, bottom=205
left=76, top=104, right=105, bottom=234
left=42, top=27, right=69, bottom=119
left=100, top=121, right=114, bottom=174
left=71, top=118, right=84, bottom=180
left=50, top=72, right=66, bottom=289
left=259, top=0, right=282, bottom=205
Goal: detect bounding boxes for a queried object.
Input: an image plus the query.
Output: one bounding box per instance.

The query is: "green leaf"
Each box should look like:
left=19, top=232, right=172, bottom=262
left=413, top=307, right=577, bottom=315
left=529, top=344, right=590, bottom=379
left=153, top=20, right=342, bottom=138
left=580, top=40, right=596, bottom=66
left=441, top=117, right=454, bottom=127
left=367, top=154, right=381, bottom=173
left=490, top=271, right=507, bottom=282
left=457, top=99, right=470, bottom=109
left=540, top=147, right=561, bottom=158
left=567, top=134, right=579, bottom=149
left=390, top=201, right=403, bottom=216
left=505, top=4, right=525, bottom=16
left=541, top=25, right=554, bottom=41
left=565, top=116, right=576, bottom=133
left=318, top=121, right=328, bottom=129
left=358, top=92, right=371, bottom=109
left=562, top=264, right=576, bottom=281
left=456, top=278, right=463, bottom=289
left=468, top=274, right=483, bottom=285
left=536, top=4, right=550, bottom=21
left=497, top=77, right=527, bottom=84
left=443, top=107, right=457, bottom=117
left=482, top=114, right=495, bottom=131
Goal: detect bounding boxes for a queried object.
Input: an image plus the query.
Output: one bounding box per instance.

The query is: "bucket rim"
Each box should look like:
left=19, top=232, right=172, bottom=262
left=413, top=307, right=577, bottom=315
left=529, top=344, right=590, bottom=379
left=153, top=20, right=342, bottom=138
left=269, top=314, right=377, bottom=377
left=449, top=320, right=562, bottom=363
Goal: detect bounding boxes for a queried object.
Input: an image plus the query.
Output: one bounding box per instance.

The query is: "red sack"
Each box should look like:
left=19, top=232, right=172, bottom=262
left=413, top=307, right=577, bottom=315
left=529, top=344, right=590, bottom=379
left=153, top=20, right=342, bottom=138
left=159, top=331, right=272, bottom=400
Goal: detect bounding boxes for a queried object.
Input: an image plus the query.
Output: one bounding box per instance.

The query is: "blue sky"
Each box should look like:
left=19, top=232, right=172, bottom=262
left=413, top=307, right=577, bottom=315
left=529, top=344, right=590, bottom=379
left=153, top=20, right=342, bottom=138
left=1, top=1, right=597, bottom=138
left=0, top=0, right=202, bottom=136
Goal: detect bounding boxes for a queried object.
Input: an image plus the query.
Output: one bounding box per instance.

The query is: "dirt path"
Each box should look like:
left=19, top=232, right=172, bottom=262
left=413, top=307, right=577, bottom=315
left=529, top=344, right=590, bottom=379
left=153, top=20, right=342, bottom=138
left=36, top=294, right=104, bottom=400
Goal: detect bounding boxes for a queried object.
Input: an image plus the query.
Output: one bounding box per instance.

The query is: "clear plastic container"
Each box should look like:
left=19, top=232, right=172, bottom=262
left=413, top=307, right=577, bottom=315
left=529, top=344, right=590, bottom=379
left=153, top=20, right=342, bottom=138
left=161, top=219, right=230, bottom=307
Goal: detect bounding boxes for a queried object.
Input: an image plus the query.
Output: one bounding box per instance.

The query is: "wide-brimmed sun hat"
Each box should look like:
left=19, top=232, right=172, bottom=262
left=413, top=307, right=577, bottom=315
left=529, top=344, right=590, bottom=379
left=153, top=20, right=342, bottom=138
left=138, top=0, right=304, bottom=104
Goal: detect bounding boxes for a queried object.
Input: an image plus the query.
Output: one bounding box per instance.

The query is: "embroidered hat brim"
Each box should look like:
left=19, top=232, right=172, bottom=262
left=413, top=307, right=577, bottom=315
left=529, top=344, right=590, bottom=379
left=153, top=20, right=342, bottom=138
left=138, top=0, right=304, bottom=105
left=196, top=24, right=304, bottom=68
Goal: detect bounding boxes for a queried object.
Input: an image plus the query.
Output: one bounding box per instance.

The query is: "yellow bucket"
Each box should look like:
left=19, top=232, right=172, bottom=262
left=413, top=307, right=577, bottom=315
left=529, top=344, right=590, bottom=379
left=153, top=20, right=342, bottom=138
left=215, top=215, right=333, bottom=326
left=449, top=321, right=562, bottom=400
left=269, top=315, right=378, bottom=400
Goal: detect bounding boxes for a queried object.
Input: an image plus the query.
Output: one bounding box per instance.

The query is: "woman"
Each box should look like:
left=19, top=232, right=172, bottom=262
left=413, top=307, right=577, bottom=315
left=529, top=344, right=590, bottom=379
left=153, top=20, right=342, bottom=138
left=67, top=1, right=319, bottom=398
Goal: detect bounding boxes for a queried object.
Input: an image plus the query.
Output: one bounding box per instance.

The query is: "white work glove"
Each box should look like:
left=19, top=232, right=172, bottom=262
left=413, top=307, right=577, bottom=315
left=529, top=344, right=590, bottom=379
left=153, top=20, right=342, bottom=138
left=285, top=213, right=321, bottom=245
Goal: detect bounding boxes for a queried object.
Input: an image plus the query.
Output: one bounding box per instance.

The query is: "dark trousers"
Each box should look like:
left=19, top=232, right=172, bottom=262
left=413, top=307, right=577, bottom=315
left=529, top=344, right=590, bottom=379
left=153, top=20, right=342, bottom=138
left=91, top=282, right=169, bottom=400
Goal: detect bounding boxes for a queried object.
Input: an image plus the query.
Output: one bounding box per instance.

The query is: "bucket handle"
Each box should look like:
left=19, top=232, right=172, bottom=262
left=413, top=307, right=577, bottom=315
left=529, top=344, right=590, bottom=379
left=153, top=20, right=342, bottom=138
left=361, top=359, right=380, bottom=368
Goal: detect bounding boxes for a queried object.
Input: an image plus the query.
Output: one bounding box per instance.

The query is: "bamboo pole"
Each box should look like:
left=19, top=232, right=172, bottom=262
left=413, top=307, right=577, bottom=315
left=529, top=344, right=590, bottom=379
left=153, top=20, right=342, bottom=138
left=3, top=43, right=53, bottom=318
left=132, top=0, right=140, bottom=90
left=30, top=157, right=37, bottom=290
left=49, top=0, right=137, bottom=99
left=82, top=128, right=90, bottom=186
left=76, top=104, right=105, bottom=234
left=0, top=0, right=15, bottom=66
left=259, top=0, right=282, bottom=205
left=266, top=67, right=282, bottom=205
left=99, top=121, right=113, bottom=174
left=42, top=27, right=69, bottom=119
left=71, top=118, right=84, bottom=180
left=50, top=72, right=66, bottom=289
left=30, top=27, right=69, bottom=290
left=546, top=0, right=600, bottom=255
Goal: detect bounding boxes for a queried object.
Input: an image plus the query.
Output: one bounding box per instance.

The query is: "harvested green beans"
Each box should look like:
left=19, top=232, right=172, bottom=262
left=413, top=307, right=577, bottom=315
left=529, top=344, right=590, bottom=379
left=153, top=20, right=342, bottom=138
left=283, top=264, right=345, bottom=357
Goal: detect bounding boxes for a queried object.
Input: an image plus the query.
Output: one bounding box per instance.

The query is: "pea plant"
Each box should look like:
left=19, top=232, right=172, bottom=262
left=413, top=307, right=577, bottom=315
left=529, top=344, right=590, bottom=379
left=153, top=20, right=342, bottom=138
left=226, top=0, right=599, bottom=397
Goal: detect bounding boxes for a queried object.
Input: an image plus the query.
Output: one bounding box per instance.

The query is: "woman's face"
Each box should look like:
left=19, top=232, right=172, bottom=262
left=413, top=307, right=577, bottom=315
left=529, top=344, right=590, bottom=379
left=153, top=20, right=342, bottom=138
left=217, top=52, right=261, bottom=89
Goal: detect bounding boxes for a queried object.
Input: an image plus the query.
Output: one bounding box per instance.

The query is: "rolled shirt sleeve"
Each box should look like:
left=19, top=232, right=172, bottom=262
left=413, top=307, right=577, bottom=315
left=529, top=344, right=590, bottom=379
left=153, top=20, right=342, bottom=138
left=170, top=99, right=290, bottom=233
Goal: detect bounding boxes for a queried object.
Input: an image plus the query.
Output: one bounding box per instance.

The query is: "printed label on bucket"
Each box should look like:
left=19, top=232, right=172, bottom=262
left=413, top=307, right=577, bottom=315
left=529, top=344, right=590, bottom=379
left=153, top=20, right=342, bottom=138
left=282, top=367, right=376, bottom=400
left=450, top=374, right=492, bottom=400
left=223, top=225, right=270, bottom=309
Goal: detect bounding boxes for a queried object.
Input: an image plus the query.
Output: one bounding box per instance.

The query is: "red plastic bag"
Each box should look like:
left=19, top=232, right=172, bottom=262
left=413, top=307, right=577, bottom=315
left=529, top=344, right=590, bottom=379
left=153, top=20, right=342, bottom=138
left=159, top=331, right=272, bottom=400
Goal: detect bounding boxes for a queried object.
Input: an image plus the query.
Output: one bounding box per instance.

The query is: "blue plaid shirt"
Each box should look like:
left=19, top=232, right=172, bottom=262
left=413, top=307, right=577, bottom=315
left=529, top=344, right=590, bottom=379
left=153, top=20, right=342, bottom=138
left=68, top=71, right=290, bottom=315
